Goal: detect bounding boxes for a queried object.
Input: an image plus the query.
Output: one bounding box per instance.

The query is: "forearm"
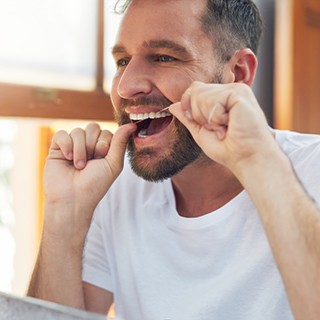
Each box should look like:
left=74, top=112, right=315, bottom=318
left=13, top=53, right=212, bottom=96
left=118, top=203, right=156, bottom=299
left=236, top=149, right=320, bottom=319
left=27, top=203, right=91, bottom=310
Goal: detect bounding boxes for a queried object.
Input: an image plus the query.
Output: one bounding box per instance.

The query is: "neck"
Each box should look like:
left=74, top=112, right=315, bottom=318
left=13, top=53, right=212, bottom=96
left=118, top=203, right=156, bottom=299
left=171, top=155, right=243, bottom=218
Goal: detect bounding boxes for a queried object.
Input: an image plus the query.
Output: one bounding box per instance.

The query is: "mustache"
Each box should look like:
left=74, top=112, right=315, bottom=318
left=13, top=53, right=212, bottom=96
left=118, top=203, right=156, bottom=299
left=119, top=96, right=173, bottom=109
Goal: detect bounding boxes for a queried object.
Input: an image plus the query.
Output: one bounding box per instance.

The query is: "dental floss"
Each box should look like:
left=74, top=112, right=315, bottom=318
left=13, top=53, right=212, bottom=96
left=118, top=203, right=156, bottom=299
left=134, top=106, right=171, bottom=124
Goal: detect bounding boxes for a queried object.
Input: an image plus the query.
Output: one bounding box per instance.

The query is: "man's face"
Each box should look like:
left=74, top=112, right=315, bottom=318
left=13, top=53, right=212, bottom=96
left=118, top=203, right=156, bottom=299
left=111, top=0, right=223, bottom=181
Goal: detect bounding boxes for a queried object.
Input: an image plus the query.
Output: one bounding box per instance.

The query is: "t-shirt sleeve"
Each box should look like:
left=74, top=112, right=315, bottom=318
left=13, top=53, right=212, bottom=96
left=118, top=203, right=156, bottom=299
left=277, top=130, right=320, bottom=207
left=82, top=199, right=114, bottom=292
left=293, top=140, right=320, bottom=207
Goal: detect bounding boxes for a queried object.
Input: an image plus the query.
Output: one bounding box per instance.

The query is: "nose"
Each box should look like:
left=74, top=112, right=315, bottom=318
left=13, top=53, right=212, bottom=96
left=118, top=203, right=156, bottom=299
left=116, top=57, right=153, bottom=99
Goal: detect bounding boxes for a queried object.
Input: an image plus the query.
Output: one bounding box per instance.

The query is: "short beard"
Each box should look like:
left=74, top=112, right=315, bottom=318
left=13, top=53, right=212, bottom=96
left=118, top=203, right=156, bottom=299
left=115, top=74, right=223, bottom=182
left=127, top=118, right=202, bottom=182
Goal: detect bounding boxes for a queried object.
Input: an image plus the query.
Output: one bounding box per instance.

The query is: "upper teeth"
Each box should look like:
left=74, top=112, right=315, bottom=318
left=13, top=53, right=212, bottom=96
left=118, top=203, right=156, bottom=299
left=130, top=111, right=171, bottom=121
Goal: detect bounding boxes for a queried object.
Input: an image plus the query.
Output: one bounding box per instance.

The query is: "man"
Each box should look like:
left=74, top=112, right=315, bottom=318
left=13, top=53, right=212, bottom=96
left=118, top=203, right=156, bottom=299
left=28, top=0, right=320, bottom=319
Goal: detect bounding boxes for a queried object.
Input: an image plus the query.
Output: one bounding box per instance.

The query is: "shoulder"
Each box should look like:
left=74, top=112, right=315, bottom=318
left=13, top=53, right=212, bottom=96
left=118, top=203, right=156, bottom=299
left=275, top=129, right=320, bottom=204
left=275, top=129, right=320, bottom=163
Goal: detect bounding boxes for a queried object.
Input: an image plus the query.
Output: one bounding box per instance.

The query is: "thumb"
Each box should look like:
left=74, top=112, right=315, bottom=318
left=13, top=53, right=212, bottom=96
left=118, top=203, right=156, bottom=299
left=106, top=123, right=136, bottom=171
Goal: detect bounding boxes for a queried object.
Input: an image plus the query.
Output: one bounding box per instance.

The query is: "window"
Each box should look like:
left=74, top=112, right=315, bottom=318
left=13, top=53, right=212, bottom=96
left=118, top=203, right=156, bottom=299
left=0, top=0, right=119, bottom=121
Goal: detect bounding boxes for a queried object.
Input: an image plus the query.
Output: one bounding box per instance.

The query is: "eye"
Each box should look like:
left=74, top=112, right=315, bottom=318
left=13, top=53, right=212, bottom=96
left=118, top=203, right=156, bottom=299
left=116, top=58, right=130, bottom=68
left=155, top=55, right=175, bottom=63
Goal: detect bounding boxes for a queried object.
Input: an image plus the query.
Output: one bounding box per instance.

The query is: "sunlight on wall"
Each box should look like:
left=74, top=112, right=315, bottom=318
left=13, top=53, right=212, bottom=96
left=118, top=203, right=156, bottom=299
left=0, top=120, right=16, bottom=292
left=0, top=119, right=40, bottom=295
left=10, top=120, right=40, bottom=295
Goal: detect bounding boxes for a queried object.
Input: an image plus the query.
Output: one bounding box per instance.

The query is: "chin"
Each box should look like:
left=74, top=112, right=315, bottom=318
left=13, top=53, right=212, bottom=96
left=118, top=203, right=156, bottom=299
left=127, top=148, right=172, bottom=182
left=126, top=117, right=203, bottom=182
left=127, top=147, right=202, bottom=183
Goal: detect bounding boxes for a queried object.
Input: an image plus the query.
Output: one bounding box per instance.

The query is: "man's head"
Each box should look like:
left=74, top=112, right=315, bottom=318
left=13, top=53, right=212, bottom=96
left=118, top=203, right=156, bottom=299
left=114, top=0, right=263, bottom=63
left=111, top=0, right=262, bottom=182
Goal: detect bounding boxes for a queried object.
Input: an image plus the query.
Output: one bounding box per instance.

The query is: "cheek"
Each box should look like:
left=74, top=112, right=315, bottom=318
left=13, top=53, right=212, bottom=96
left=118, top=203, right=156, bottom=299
left=110, top=67, right=201, bottom=107
left=155, top=69, right=196, bottom=103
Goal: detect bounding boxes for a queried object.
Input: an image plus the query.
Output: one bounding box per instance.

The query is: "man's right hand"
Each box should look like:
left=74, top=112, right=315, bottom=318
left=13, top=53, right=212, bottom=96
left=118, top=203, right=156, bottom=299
left=43, top=122, right=136, bottom=235
left=28, top=122, right=135, bottom=308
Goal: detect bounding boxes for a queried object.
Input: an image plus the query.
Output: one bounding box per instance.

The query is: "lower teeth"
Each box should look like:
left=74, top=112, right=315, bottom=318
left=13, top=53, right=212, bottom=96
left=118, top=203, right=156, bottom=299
left=138, top=129, right=148, bottom=138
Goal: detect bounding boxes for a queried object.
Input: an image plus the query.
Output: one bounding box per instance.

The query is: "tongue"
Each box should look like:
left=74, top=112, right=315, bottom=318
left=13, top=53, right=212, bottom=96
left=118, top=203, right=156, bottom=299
left=146, top=116, right=172, bottom=135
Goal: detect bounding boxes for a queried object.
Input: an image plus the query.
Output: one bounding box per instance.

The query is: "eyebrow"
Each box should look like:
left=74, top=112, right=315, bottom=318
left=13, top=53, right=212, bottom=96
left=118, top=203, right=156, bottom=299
left=112, top=44, right=126, bottom=55
left=142, top=40, right=189, bottom=55
left=112, top=39, right=189, bottom=56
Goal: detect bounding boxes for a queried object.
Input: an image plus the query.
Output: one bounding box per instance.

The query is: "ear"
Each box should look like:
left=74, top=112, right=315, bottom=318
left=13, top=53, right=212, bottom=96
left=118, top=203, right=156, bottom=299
left=224, top=48, right=258, bottom=86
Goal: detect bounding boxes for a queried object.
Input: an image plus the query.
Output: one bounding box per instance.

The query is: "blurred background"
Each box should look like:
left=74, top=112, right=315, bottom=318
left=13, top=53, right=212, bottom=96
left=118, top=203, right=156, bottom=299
left=0, top=0, right=319, bottom=300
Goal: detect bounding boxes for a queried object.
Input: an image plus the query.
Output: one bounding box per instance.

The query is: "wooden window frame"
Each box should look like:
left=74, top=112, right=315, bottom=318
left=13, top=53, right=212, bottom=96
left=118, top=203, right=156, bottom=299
left=0, top=0, right=114, bottom=121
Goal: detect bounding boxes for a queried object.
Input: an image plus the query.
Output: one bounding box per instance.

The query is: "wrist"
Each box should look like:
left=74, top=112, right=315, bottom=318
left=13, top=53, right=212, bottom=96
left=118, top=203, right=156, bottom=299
left=233, top=144, right=292, bottom=191
left=43, top=201, right=94, bottom=248
left=232, top=147, right=299, bottom=227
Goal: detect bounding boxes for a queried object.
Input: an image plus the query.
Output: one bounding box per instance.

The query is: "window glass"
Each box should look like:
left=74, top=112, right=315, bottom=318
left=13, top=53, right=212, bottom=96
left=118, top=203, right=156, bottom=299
left=0, top=0, right=99, bottom=90
left=104, top=2, right=122, bottom=92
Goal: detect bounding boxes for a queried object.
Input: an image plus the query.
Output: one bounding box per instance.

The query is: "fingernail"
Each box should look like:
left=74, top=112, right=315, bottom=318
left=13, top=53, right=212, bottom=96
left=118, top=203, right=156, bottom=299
left=184, top=109, right=193, bottom=120
left=183, top=88, right=192, bottom=97
left=216, top=128, right=226, bottom=140
left=76, top=160, right=86, bottom=169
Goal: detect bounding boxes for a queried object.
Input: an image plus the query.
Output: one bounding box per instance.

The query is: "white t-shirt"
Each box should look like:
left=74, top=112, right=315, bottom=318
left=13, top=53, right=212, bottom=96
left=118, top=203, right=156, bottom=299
left=83, top=130, right=320, bottom=320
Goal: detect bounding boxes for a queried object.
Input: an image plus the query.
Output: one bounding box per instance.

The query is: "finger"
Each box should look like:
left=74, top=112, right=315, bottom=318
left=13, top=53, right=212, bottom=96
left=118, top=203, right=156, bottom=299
left=189, top=81, right=214, bottom=126
left=106, top=123, right=136, bottom=173
left=169, top=102, right=199, bottom=134
left=70, top=128, right=87, bottom=169
left=49, top=130, right=73, bottom=160
left=204, top=104, right=229, bottom=134
left=85, top=123, right=102, bottom=160
left=170, top=102, right=226, bottom=142
left=208, top=104, right=228, bottom=125
left=180, top=87, right=192, bottom=119
left=94, top=130, right=113, bottom=159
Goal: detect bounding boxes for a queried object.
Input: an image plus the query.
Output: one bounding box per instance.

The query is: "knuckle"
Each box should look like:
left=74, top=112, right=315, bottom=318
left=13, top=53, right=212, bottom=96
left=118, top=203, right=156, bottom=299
left=86, top=122, right=101, bottom=132
left=99, top=130, right=113, bottom=140
left=189, top=81, right=202, bottom=94
left=236, top=82, right=249, bottom=93
left=70, top=127, right=84, bottom=136
left=53, top=130, right=69, bottom=145
left=55, top=130, right=68, bottom=138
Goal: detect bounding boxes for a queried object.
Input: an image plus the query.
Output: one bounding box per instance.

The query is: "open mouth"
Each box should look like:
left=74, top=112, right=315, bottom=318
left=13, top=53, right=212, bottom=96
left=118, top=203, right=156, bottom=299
left=130, top=111, right=173, bottom=138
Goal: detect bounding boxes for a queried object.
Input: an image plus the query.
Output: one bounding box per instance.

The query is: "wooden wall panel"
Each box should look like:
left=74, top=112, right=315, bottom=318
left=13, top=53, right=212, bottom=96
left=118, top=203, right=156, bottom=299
left=0, top=82, right=114, bottom=121
left=275, top=0, right=320, bottom=133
